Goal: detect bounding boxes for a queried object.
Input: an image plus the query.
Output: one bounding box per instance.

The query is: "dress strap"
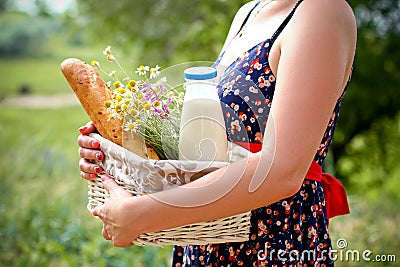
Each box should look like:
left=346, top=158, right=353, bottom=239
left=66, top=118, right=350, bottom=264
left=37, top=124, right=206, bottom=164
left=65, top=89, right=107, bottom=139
left=236, top=1, right=261, bottom=36
left=269, top=0, right=304, bottom=51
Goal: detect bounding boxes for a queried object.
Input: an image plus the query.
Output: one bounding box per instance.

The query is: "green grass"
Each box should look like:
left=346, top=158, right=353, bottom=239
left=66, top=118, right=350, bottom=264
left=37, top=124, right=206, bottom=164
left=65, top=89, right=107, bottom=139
left=0, top=33, right=106, bottom=97
left=0, top=106, right=173, bottom=266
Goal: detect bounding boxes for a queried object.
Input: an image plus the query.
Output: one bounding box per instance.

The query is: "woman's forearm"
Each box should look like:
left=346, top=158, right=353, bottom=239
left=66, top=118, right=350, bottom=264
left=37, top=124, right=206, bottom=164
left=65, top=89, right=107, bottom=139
left=124, top=150, right=307, bottom=236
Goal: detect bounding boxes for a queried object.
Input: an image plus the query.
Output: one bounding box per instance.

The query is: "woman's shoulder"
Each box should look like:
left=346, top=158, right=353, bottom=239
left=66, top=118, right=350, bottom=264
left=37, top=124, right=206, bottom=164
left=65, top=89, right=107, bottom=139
left=285, top=0, right=356, bottom=44
left=298, top=0, right=356, bottom=28
left=237, top=0, right=259, bottom=14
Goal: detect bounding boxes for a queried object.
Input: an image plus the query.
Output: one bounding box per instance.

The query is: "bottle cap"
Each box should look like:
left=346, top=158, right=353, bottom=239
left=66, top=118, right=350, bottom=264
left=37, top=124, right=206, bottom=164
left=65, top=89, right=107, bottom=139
left=184, top=66, right=217, bottom=80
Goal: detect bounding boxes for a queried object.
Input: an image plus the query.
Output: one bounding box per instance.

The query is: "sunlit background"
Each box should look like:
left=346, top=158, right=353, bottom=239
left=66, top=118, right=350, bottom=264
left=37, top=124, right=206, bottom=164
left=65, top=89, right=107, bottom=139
left=0, top=0, right=399, bottom=266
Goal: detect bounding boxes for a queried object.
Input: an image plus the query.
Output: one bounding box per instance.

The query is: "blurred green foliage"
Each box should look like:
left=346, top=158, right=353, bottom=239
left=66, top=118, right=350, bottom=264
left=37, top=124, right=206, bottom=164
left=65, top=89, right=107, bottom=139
left=0, top=12, right=60, bottom=57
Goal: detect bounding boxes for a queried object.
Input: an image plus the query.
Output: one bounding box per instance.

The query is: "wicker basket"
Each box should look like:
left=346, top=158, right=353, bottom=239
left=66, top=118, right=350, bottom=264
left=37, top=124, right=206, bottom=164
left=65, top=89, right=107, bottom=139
left=87, top=133, right=251, bottom=246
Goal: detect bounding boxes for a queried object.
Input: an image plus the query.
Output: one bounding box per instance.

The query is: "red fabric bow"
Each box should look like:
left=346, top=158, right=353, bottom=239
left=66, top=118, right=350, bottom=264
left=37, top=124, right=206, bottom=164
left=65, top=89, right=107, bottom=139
left=306, top=161, right=350, bottom=219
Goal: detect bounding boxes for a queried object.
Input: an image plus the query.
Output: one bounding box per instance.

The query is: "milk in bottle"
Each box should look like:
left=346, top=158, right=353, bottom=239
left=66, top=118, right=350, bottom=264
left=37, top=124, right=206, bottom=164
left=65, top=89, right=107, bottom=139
left=179, top=66, right=229, bottom=162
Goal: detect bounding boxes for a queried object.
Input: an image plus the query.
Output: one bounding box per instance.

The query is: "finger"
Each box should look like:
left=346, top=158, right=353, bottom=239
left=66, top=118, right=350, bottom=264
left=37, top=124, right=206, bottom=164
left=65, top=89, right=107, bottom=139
left=102, top=227, right=111, bottom=240
left=78, top=121, right=97, bottom=135
left=101, top=174, right=121, bottom=193
left=79, top=158, right=103, bottom=172
left=80, top=170, right=98, bottom=181
left=77, top=134, right=100, bottom=149
left=113, top=239, right=134, bottom=248
left=78, top=147, right=104, bottom=161
left=92, top=205, right=103, bottom=218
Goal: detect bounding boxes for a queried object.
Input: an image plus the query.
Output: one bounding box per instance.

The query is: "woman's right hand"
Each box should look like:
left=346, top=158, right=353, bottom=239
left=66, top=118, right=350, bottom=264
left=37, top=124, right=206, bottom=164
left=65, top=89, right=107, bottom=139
left=77, top=121, right=104, bottom=180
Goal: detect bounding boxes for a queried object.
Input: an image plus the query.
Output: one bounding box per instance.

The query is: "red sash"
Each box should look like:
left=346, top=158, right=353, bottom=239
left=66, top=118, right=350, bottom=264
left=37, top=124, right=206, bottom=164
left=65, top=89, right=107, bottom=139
left=235, top=142, right=350, bottom=219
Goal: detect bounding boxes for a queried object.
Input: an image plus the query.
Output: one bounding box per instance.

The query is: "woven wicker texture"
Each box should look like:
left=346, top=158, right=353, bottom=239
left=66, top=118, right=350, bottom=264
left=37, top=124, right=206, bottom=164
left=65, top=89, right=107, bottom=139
left=87, top=133, right=251, bottom=246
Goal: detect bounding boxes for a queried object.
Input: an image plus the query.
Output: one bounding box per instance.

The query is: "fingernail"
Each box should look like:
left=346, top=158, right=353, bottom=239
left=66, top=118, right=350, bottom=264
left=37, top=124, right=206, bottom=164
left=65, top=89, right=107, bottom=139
left=96, top=153, right=103, bottom=160
left=92, top=141, right=100, bottom=148
left=78, top=126, right=87, bottom=133
left=94, top=166, right=101, bottom=173
left=101, top=175, right=110, bottom=182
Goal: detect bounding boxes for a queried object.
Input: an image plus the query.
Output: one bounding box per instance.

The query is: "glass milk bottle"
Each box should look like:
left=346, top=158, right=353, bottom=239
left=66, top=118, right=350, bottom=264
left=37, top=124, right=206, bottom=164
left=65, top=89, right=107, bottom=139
left=179, top=66, right=229, bottom=162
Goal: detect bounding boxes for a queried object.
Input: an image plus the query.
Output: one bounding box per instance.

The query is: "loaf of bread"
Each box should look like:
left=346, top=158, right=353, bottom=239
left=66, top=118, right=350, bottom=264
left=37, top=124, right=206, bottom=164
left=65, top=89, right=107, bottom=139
left=60, top=58, right=158, bottom=159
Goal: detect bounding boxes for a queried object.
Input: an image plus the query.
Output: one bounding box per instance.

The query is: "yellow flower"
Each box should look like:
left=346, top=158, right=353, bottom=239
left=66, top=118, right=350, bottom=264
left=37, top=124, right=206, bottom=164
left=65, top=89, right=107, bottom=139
left=106, top=54, right=116, bottom=62
left=137, top=93, right=144, bottom=100
left=122, top=104, right=129, bottom=111
left=129, top=80, right=136, bottom=87
left=135, top=119, right=141, bottom=124
left=153, top=100, right=161, bottom=108
left=135, top=65, right=149, bottom=76
left=91, top=60, right=100, bottom=68
left=115, top=95, right=122, bottom=102
left=124, top=120, right=137, bottom=132
left=114, top=81, right=121, bottom=88
left=144, top=103, right=151, bottom=110
left=150, top=65, right=161, bottom=79
left=103, top=45, right=112, bottom=55
left=118, top=87, right=126, bottom=94
left=130, top=108, right=138, bottom=116
left=104, top=101, right=112, bottom=108
left=109, top=70, right=116, bottom=77
left=129, top=86, right=137, bottom=93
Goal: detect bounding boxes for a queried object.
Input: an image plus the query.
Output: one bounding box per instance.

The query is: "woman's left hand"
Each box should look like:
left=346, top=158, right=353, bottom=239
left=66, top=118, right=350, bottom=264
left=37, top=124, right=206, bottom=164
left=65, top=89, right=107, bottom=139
left=92, top=174, right=139, bottom=247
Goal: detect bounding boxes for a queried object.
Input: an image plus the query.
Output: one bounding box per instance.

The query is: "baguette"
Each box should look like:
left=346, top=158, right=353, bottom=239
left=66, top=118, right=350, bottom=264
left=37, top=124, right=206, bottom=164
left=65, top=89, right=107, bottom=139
left=60, top=58, right=158, bottom=159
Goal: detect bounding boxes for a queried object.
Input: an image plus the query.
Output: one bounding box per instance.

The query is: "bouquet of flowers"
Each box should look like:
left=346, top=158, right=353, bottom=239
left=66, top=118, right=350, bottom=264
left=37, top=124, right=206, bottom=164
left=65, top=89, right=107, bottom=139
left=92, top=46, right=184, bottom=160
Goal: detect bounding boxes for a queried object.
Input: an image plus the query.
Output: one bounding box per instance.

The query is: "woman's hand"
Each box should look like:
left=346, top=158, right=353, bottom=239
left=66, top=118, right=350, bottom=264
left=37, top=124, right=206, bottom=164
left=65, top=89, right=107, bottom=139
left=92, top=174, right=138, bottom=248
left=77, top=121, right=104, bottom=180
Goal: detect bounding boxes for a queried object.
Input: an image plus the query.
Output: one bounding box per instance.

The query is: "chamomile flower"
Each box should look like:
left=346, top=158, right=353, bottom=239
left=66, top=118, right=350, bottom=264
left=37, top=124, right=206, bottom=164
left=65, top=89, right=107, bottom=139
left=106, top=54, right=116, bottom=62
left=109, top=70, right=117, bottom=78
left=149, top=65, right=161, bottom=79
left=129, top=80, right=136, bottom=87
left=91, top=60, right=100, bottom=68
left=152, top=99, right=161, bottom=108
left=136, top=65, right=149, bottom=76
left=92, top=46, right=182, bottom=159
left=103, top=46, right=112, bottom=55
left=104, top=101, right=112, bottom=108
left=124, top=119, right=138, bottom=132
left=113, top=81, right=121, bottom=88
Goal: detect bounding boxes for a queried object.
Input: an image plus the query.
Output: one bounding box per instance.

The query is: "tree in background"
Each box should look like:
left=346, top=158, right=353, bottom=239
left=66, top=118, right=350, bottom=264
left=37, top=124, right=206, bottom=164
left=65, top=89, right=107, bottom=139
left=0, top=0, right=8, bottom=13
left=0, top=0, right=60, bottom=57
left=75, top=0, right=247, bottom=64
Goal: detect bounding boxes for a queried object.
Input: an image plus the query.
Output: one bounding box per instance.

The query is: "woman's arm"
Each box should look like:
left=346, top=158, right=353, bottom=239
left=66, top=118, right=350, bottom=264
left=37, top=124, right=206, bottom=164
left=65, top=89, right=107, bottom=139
left=93, top=0, right=357, bottom=247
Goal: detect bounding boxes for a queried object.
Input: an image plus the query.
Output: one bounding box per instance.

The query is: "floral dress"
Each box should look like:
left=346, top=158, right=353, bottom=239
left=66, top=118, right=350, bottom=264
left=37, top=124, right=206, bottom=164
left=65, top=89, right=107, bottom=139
left=173, top=0, right=347, bottom=266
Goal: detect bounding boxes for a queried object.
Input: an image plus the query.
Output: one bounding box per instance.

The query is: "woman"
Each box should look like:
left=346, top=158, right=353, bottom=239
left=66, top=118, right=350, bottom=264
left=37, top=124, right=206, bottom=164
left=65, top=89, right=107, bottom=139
left=77, top=0, right=357, bottom=266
